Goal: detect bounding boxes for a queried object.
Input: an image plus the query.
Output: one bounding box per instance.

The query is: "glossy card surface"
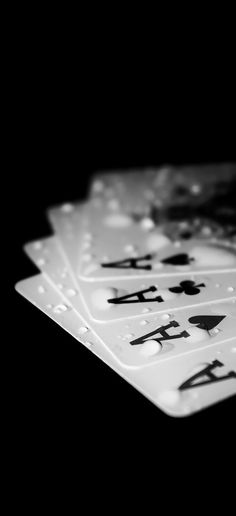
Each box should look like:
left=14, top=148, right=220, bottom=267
left=77, top=200, right=236, bottom=281
left=15, top=274, right=236, bottom=417
left=25, top=237, right=236, bottom=325
left=24, top=237, right=236, bottom=369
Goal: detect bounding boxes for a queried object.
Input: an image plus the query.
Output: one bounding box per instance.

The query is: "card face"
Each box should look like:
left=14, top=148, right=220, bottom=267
left=82, top=299, right=236, bottom=368
left=24, top=237, right=236, bottom=369
left=77, top=272, right=236, bottom=322
left=89, top=165, right=236, bottom=221
left=77, top=200, right=236, bottom=281
left=47, top=164, right=236, bottom=284
left=15, top=273, right=236, bottom=417
left=25, top=237, right=236, bottom=323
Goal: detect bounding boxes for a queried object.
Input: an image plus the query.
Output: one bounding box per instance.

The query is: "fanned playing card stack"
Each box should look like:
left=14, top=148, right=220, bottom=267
left=15, top=164, right=236, bottom=417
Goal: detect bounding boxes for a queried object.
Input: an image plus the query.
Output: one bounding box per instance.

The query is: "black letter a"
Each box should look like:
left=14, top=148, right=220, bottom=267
left=179, top=360, right=236, bottom=391
left=130, top=321, right=189, bottom=346
left=101, top=254, right=153, bottom=270
left=108, top=286, right=164, bottom=304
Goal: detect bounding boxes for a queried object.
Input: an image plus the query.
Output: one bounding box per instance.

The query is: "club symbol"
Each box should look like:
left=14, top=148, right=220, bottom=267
left=169, top=280, right=206, bottom=296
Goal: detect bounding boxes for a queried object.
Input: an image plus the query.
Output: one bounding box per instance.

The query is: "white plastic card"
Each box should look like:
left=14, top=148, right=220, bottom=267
left=76, top=200, right=236, bottom=281
left=47, top=202, right=86, bottom=279
left=25, top=237, right=236, bottom=324
left=75, top=272, right=236, bottom=323
left=89, top=165, right=236, bottom=214
left=15, top=274, right=236, bottom=417
left=47, top=200, right=236, bottom=284
left=24, top=237, right=236, bottom=369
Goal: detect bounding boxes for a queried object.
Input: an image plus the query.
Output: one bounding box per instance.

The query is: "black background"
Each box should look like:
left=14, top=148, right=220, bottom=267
left=4, top=14, right=236, bottom=504
left=10, top=74, right=236, bottom=477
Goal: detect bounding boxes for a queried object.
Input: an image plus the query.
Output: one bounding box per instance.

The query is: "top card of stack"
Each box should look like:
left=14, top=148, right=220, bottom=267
left=77, top=164, right=236, bottom=281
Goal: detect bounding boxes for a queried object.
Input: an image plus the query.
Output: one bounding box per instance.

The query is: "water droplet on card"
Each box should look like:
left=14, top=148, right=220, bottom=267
left=179, top=221, right=189, bottom=229
left=142, top=307, right=152, bottom=313
left=161, top=313, right=171, bottom=320
left=33, top=241, right=43, bottom=250
left=91, top=287, right=117, bottom=310
left=38, top=285, right=45, bottom=294
left=82, top=241, right=91, bottom=250
left=66, top=288, right=77, bottom=297
left=53, top=304, right=69, bottom=314
left=212, top=328, right=221, bottom=335
left=140, top=340, right=162, bottom=356
left=37, top=258, right=46, bottom=267
left=107, top=199, right=120, bottom=211
left=140, top=320, right=149, bottom=325
left=146, top=234, right=171, bottom=252
left=83, top=341, right=93, bottom=348
left=61, top=203, right=74, bottom=213
left=227, top=286, right=234, bottom=292
left=92, top=180, right=104, bottom=193
left=185, top=327, right=211, bottom=343
left=124, top=244, right=136, bottom=253
left=201, top=226, right=212, bottom=236
left=78, top=326, right=89, bottom=334
left=140, top=217, right=155, bottom=231
left=157, top=389, right=181, bottom=406
left=83, top=263, right=99, bottom=276
left=84, top=232, right=93, bottom=240
left=191, top=184, right=202, bottom=195
left=46, top=304, right=53, bottom=309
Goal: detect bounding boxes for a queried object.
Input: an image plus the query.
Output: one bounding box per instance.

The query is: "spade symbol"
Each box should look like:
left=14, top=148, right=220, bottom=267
left=161, top=253, right=195, bottom=266
left=169, top=280, right=206, bottom=296
left=188, top=315, right=226, bottom=331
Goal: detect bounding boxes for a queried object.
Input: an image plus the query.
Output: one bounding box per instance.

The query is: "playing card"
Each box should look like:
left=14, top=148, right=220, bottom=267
left=24, top=237, right=236, bottom=369
left=89, top=164, right=236, bottom=222
left=47, top=164, right=236, bottom=283
left=76, top=199, right=236, bottom=281
left=47, top=202, right=86, bottom=278
left=25, top=236, right=236, bottom=323
left=76, top=272, right=236, bottom=323
left=15, top=273, right=236, bottom=417
left=89, top=165, right=236, bottom=248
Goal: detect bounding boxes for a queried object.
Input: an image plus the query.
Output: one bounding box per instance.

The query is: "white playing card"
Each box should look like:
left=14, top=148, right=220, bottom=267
left=77, top=199, right=236, bottom=281
left=25, top=236, right=236, bottom=323
left=89, top=164, right=236, bottom=215
left=24, top=237, right=236, bottom=369
left=47, top=199, right=236, bottom=284
left=15, top=273, right=236, bottom=417
left=47, top=202, right=86, bottom=280
left=89, top=167, right=172, bottom=214
left=76, top=272, right=236, bottom=323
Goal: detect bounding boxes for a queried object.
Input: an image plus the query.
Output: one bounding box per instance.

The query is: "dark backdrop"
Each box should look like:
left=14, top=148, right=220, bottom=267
left=10, top=92, right=236, bottom=473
